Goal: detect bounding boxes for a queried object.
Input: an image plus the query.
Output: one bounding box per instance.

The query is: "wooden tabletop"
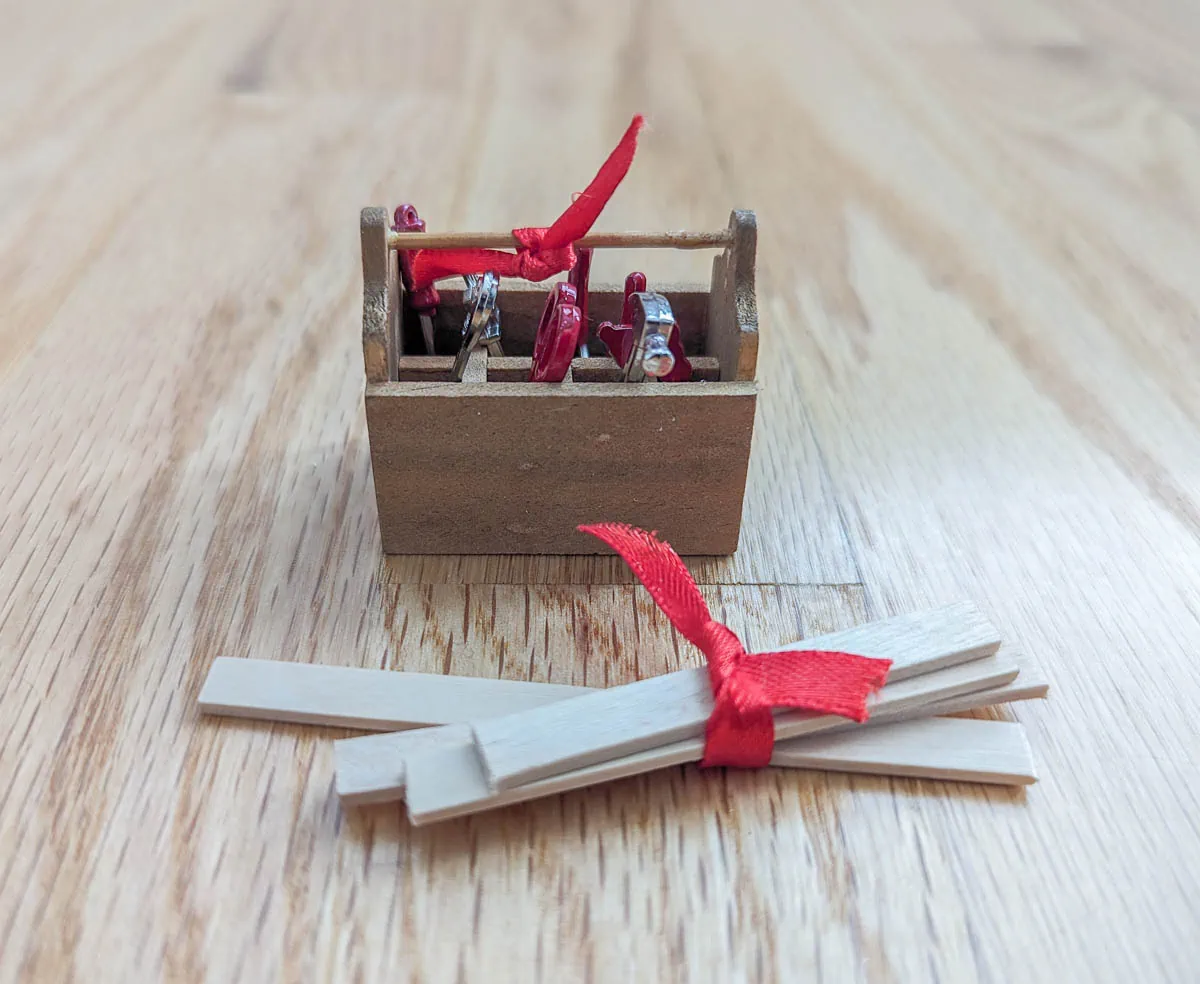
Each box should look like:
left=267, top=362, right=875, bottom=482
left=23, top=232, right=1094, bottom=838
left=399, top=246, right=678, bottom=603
left=3, top=1, right=1198, bottom=981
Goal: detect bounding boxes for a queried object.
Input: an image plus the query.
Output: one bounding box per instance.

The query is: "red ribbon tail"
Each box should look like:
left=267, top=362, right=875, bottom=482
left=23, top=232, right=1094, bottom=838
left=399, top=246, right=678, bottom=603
left=410, top=248, right=524, bottom=288
left=408, top=115, right=645, bottom=289
left=739, top=649, right=893, bottom=724
left=578, top=522, right=713, bottom=647
left=539, top=114, right=645, bottom=249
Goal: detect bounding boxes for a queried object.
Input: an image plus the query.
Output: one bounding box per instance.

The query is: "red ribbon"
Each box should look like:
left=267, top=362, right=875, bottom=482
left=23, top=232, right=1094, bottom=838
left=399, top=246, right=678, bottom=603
left=580, top=524, right=893, bottom=768
left=409, top=115, right=645, bottom=290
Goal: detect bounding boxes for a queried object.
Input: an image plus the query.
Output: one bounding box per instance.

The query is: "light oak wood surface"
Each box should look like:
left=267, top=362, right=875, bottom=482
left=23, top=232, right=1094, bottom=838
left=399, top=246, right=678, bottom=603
left=2, top=0, right=1198, bottom=981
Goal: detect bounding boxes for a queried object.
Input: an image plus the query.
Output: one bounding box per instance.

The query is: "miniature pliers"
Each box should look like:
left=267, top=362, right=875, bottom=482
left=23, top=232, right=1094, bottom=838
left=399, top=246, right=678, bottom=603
left=597, top=274, right=693, bottom=382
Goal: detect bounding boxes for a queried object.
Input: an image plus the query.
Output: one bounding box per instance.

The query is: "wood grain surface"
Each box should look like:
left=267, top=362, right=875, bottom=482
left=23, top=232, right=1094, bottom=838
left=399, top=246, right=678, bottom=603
left=1, top=0, right=1198, bottom=981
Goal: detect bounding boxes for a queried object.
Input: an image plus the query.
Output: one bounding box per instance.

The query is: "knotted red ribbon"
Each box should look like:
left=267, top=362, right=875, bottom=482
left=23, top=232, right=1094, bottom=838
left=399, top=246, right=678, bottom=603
left=580, top=524, right=893, bottom=768
left=409, top=115, right=645, bottom=290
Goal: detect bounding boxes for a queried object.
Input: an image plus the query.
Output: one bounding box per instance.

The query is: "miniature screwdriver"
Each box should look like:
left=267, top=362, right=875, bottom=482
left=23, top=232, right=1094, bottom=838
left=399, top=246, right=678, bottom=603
left=392, top=204, right=440, bottom=354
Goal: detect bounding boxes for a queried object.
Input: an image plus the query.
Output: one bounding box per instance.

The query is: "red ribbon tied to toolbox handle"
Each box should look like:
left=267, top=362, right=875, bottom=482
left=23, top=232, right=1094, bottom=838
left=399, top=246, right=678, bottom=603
left=409, top=115, right=646, bottom=290
left=580, top=524, right=893, bottom=768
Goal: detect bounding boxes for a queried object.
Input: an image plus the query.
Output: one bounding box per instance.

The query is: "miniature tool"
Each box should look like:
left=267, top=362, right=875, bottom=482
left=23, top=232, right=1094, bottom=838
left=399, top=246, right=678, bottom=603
left=392, top=204, right=440, bottom=354
left=529, top=283, right=582, bottom=383
left=598, top=275, right=690, bottom=382
left=626, top=292, right=675, bottom=381
left=452, top=271, right=499, bottom=381
left=481, top=299, right=504, bottom=358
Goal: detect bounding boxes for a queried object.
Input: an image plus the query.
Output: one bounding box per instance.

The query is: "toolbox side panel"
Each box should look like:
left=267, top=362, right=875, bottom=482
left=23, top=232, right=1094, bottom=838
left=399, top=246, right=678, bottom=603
left=361, top=207, right=398, bottom=381
left=707, top=210, right=758, bottom=381
left=365, top=383, right=757, bottom=555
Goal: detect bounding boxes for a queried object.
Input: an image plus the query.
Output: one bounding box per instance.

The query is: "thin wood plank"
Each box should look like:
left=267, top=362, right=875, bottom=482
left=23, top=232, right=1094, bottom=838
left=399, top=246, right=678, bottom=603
left=397, top=356, right=724, bottom=385
left=405, top=650, right=1018, bottom=824
left=485, top=356, right=531, bottom=382
left=339, top=708, right=1036, bottom=810
left=571, top=355, right=721, bottom=383
left=336, top=725, right=475, bottom=806
left=394, top=356, right=455, bottom=381
left=200, top=644, right=1041, bottom=736
left=475, top=602, right=999, bottom=790
left=768, top=717, right=1036, bottom=785
left=333, top=648, right=1041, bottom=806
left=197, top=657, right=588, bottom=731
left=876, top=652, right=1049, bottom=722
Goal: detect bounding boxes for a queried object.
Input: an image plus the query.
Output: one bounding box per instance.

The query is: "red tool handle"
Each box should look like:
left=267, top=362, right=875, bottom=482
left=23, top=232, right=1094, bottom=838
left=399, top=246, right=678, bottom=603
left=600, top=272, right=692, bottom=380
left=393, top=204, right=440, bottom=313
left=597, top=321, right=634, bottom=368
left=660, top=328, right=693, bottom=382
left=598, top=272, right=647, bottom=368
left=620, top=271, right=647, bottom=325
left=530, top=283, right=582, bottom=383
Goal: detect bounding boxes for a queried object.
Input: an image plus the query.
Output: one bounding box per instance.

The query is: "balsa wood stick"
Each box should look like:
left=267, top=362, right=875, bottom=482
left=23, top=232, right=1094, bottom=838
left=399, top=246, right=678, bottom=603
left=835, top=652, right=1048, bottom=730
left=879, top=660, right=1048, bottom=721
left=405, top=718, right=1036, bottom=825
left=769, top=717, right=1036, bottom=784
left=198, top=657, right=587, bottom=731
left=195, top=644, right=1042, bottom=741
left=404, top=651, right=1018, bottom=824
left=333, top=651, right=1045, bottom=806
left=335, top=726, right=470, bottom=805
left=474, top=602, right=1000, bottom=791
left=197, top=602, right=1007, bottom=735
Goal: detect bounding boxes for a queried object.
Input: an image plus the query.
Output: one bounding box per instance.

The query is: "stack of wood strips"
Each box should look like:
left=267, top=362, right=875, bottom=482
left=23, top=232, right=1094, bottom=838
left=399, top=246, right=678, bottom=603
left=199, top=602, right=1048, bottom=825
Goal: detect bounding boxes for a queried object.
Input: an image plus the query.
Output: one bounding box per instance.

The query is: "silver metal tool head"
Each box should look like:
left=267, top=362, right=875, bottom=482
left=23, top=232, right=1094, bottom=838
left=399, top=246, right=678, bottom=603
left=481, top=293, right=503, bottom=357
left=626, top=291, right=676, bottom=382
left=453, top=271, right=500, bottom=381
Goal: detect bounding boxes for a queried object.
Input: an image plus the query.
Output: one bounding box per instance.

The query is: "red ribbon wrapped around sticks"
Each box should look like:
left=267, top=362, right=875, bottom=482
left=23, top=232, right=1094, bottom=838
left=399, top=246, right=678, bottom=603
left=409, top=115, right=645, bottom=290
left=580, top=524, right=893, bottom=768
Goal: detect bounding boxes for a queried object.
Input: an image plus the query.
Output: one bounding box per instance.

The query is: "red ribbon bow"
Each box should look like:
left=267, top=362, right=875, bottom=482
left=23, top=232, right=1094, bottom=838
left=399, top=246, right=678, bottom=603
left=580, top=524, right=893, bottom=767
left=409, top=115, right=645, bottom=290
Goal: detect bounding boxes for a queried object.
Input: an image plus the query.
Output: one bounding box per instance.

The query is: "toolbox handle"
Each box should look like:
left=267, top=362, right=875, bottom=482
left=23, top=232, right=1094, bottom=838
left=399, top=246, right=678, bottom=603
left=386, top=229, right=733, bottom=251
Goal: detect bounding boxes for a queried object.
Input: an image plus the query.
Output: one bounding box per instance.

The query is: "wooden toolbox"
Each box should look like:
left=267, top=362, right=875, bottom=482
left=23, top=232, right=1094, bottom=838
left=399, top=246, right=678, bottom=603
left=360, top=208, right=759, bottom=555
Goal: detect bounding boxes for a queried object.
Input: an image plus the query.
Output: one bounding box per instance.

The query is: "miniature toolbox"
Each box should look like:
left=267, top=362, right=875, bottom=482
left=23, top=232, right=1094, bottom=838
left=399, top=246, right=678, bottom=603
left=360, top=207, right=759, bottom=555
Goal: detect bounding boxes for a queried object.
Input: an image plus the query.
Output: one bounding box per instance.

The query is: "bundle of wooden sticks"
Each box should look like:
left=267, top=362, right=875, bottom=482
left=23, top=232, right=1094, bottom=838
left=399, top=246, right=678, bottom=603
left=198, top=602, right=1048, bottom=825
